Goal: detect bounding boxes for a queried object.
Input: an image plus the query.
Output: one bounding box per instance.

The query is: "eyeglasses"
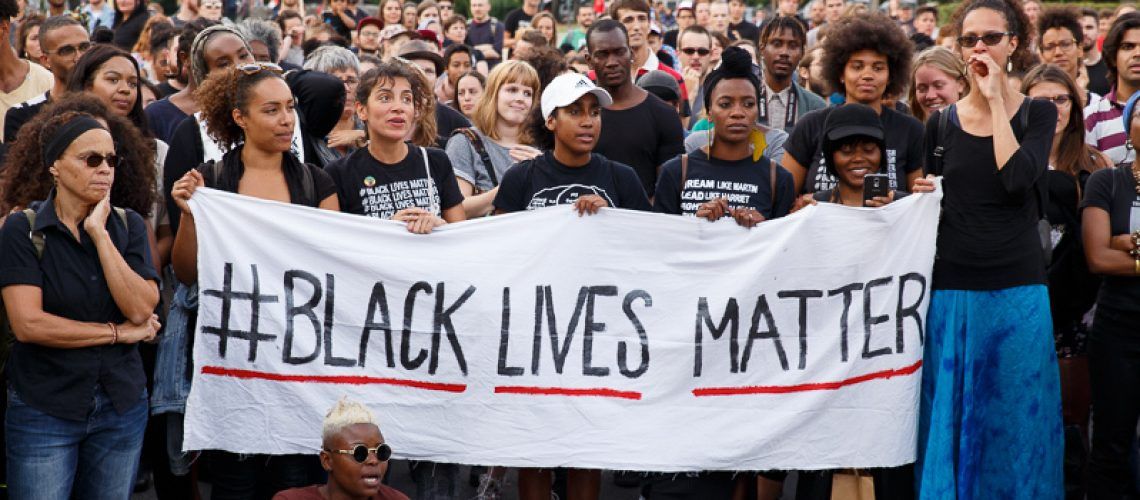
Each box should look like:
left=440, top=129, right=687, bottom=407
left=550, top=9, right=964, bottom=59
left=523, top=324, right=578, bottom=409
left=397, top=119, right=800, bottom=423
left=327, top=443, right=392, bottom=464
left=956, top=32, right=1012, bottom=47
left=238, top=62, right=284, bottom=75
left=680, top=47, right=711, bottom=56
left=77, top=153, right=119, bottom=169
left=45, top=41, right=92, bottom=58
left=1035, top=95, right=1072, bottom=106
left=1041, top=39, right=1077, bottom=52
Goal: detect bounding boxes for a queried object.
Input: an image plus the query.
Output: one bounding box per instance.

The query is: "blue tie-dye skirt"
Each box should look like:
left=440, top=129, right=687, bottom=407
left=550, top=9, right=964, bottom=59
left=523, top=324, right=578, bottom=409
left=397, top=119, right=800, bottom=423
left=915, top=285, right=1063, bottom=499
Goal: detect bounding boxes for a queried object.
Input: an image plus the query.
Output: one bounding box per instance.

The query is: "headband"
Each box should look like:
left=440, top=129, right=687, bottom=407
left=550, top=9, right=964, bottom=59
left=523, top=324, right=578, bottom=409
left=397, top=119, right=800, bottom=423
left=42, top=116, right=106, bottom=170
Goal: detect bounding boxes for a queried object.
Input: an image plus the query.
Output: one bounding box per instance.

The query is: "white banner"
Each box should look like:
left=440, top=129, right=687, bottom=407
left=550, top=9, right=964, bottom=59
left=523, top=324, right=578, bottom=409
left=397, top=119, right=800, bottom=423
left=183, top=185, right=942, bottom=471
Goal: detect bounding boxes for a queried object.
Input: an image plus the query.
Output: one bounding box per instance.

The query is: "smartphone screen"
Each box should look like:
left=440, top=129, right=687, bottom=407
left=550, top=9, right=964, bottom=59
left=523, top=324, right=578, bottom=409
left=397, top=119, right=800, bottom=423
left=862, top=174, right=890, bottom=204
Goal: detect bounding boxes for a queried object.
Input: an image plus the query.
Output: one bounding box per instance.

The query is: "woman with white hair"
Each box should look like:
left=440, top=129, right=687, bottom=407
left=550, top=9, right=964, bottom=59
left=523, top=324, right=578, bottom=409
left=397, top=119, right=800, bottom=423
left=273, top=398, right=409, bottom=500
left=303, top=45, right=366, bottom=163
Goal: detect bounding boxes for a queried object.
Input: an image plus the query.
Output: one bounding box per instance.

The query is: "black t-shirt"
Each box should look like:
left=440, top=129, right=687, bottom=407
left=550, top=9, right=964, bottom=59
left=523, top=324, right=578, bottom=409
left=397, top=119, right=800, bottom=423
left=1086, top=58, right=1111, bottom=97
left=3, top=92, right=47, bottom=143
left=924, top=100, right=1057, bottom=290
left=503, top=8, right=533, bottom=37
left=653, top=149, right=794, bottom=219
left=145, top=97, right=190, bottom=144
left=1081, top=166, right=1140, bottom=314
left=493, top=151, right=652, bottom=212
left=784, top=106, right=924, bottom=195
left=324, top=144, right=464, bottom=219
left=198, top=149, right=338, bottom=207
left=156, top=81, right=179, bottom=99
left=728, top=20, right=759, bottom=42
left=595, top=92, right=686, bottom=196
left=436, top=104, right=473, bottom=148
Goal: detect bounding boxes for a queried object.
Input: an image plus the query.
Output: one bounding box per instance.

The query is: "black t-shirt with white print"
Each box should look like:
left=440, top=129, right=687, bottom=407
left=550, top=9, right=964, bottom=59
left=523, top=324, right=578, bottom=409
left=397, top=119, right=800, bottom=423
left=653, top=149, right=795, bottom=218
left=784, top=106, right=924, bottom=195
left=324, top=143, right=464, bottom=218
left=492, top=151, right=652, bottom=213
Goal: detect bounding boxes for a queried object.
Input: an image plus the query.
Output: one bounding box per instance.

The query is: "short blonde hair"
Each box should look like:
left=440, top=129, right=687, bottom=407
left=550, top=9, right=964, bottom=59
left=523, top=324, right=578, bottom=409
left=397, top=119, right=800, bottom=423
left=472, top=60, right=540, bottom=142
left=908, top=46, right=969, bottom=123
left=322, top=397, right=377, bottom=445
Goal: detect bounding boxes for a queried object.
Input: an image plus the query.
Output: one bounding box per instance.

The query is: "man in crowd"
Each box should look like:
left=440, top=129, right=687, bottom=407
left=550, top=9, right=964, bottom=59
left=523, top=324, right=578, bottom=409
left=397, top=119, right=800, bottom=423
left=44, top=0, right=70, bottom=18
left=397, top=39, right=472, bottom=147
left=587, top=19, right=684, bottom=197
left=0, top=0, right=53, bottom=141
left=758, top=14, right=825, bottom=133
left=466, top=0, right=502, bottom=67
left=561, top=4, right=594, bottom=52
left=611, top=0, right=687, bottom=102
left=4, top=14, right=87, bottom=143
left=1039, top=7, right=1095, bottom=99
left=503, top=0, right=538, bottom=51
left=354, top=17, right=383, bottom=58
left=277, top=9, right=305, bottom=65
left=807, top=0, right=843, bottom=48
left=694, top=0, right=710, bottom=28
left=708, top=0, right=729, bottom=37
left=912, top=5, right=937, bottom=38
left=677, top=25, right=710, bottom=121
left=1082, top=8, right=1111, bottom=96
left=807, top=0, right=824, bottom=29
left=1085, top=12, right=1140, bottom=167
left=82, top=0, right=114, bottom=31
left=662, top=0, right=693, bottom=49
left=728, top=0, right=760, bottom=42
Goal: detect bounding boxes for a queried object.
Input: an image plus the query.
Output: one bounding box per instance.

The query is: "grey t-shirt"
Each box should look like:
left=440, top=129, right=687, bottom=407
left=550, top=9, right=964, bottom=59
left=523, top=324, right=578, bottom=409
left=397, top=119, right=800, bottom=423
left=445, top=128, right=515, bottom=191
left=684, top=126, right=788, bottom=166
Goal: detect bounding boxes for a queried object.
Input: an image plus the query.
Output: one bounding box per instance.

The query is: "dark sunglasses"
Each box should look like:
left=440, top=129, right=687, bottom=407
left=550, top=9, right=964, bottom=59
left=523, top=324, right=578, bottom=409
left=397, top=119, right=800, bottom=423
left=238, top=62, right=284, bottom=75
left=328, top=443, right=392, bottom=464
left=956, top=32, right=1011, bottom=47
left=46, top=41, right=92, bottom=58
left=78, top=153, right=119, bottom=169
left=680, top=47, right=711, bottom=56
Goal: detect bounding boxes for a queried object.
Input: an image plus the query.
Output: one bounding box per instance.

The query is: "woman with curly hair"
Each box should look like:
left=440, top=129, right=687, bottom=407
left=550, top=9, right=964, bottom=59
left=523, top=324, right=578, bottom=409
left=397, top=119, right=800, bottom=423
left=0, top=109, right=161, bottom=499
left=916, top=0, right=1062, bottom=496
left=0, top=94, right=157, bottom=219
left=445, top=60, right=541, bottom=218
left=781, top=12, right=924, bottom=196
left=325, top=59, right=466, bottom=233
left=168, top=63, right=339, bottom=498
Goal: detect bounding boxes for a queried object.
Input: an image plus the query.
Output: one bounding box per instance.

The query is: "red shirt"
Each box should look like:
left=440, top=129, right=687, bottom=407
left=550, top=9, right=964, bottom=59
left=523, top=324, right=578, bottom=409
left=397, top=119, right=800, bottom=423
left=272, top=484, right=410, bottom=500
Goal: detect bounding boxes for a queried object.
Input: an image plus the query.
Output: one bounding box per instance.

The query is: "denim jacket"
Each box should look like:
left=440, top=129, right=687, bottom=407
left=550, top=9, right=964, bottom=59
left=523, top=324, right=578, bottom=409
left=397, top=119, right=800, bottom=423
left=151, top=282, right=197, bottom=415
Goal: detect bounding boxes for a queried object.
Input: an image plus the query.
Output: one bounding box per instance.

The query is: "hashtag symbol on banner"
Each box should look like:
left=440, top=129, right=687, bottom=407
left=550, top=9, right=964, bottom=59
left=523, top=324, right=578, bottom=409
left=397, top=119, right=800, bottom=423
left=201, top=263, right=280, bottom=362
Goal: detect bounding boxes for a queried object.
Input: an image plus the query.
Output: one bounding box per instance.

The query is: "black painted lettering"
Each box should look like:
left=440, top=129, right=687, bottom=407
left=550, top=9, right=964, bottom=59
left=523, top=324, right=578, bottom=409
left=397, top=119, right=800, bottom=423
left=582, top=286, right=616, bottom=377
left=498, top=287, right=523, bottom=376
left=322, top=274, right=354, bottom=367
left=618, top=290, right=651, bottom=378
left=530, top=286, right=545, bottom=375
left=400, top=281, right=432, bottom=370
left=429, top=282, right=473, bottom=376
left=693, top=297, right=740, bottom=376
left=828, top=282, right=864, bottom=363
left=743, top=295, right=789, bottom=371
left=862, top=276, right=894, bottom=359
left=777, top=290, right=824, bottom=370
left=548, top=287, right=589, bottom=374
left=896, top=273, right=927, bottom=350
left=360, top=282, right=393, bottom=368
left=283, top=270, right=322, bottom=364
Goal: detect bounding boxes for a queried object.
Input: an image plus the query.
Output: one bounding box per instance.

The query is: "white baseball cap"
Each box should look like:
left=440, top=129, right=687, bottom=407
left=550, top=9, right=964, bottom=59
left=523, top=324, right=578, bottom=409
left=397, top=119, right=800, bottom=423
left=540, top=73, right=614, bottom=120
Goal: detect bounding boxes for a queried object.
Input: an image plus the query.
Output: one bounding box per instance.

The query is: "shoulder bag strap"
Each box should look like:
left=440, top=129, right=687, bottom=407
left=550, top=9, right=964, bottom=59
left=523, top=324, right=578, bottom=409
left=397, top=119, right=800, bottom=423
left=421, top=147, right=440, bottom=216
left=931, top=108, right=950, bottom=176
left=23, top=208, right=43, bottom=259
left=769, top=155, right=777, bottom=208
left=459, top=128, right=499, bottom=187
left=679, top=154, right=688, bottom=206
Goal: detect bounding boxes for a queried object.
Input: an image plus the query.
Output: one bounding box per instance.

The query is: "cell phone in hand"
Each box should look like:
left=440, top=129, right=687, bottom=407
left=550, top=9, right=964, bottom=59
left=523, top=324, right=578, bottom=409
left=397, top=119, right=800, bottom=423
left=862, top=173, right=890, bottom=205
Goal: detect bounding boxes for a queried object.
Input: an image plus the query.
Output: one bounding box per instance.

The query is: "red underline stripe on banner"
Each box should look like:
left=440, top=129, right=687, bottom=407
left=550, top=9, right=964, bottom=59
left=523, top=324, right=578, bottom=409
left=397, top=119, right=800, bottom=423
left=691, top=360, right=924, bottom=397
left=200, top=366, right=468, bottom=393
left=494, top=386, right=643, bottom=400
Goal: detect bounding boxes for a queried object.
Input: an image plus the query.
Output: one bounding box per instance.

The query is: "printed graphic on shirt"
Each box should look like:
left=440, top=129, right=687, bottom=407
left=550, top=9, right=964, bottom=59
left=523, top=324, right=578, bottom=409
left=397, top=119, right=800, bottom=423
left=359, top=177, right=439, bottom=219
left=680, top=178, right=761, bottom=215
left=526, top=184, right=614, bottom=210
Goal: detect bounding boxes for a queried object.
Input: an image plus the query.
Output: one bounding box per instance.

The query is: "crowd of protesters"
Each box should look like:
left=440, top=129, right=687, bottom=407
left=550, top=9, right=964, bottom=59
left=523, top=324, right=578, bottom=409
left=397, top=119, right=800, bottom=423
left=1, top=0, right=1140, bottom=497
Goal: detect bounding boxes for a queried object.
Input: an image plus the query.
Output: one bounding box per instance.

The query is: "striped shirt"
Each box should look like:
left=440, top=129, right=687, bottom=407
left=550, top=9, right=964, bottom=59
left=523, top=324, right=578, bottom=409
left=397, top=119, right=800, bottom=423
left=1084, top=88, right=1134, bottom=167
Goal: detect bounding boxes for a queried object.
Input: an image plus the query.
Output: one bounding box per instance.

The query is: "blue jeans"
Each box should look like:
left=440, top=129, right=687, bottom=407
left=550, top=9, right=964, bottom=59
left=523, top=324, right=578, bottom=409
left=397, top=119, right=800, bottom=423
left=6, top=386, right=147, bottom=500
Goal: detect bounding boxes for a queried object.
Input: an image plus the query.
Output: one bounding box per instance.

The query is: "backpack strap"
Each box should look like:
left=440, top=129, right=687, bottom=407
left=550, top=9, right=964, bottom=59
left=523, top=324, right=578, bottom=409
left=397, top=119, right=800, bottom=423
left=421, top=147, right=440, bottom=216
left=769, top=156, right=777, bottom=207
left=931, top=107, right=951, bottom=176
left=455, top=128, right=499, bottom=187
left=678, top=154, right=688, bottom=207
left=23, top=208, right=43, bottom=260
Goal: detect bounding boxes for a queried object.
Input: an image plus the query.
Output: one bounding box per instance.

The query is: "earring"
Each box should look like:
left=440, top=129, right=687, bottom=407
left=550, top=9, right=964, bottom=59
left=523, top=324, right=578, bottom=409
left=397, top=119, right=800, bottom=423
left=708, top=123, right=715, bottom=149
left=1006, top=60, right=1012, bottom=72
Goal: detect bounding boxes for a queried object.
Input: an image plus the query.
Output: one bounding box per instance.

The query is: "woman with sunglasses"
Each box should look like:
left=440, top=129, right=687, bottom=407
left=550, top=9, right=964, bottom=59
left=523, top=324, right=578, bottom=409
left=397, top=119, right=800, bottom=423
left=0, top=110, right=161, bottom=499
left=446, top=60, right=541, bottom=218
left=915, top=0, right=1063, bottom=497
left=169, top=63, right=340, bottom=498
left=274, top=398, right=408, bottom=500
left=781, top=13, right=924, bottom=196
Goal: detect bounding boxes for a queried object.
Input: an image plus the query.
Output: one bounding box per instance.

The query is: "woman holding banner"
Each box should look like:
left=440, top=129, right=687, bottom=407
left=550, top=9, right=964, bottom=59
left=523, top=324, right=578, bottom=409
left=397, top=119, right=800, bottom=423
left=1081, top=92, right=1140, bottom=498
left=0, top=110, right=161, bottom=498
left=915, top=0, right=1062, bottom=496
left=493, top=72, right=649, bottom=500
left=169, top=62, right=340, bottom=498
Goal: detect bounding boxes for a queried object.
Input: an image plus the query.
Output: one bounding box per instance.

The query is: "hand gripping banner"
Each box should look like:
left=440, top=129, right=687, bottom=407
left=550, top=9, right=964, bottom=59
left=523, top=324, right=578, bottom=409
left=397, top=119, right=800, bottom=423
left=183, top=185, right=942, bottom=471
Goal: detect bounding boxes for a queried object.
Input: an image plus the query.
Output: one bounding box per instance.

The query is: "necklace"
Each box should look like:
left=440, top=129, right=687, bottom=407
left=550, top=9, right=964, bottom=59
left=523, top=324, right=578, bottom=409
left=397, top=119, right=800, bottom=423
left=1133, top=162, right=1140, bottom=196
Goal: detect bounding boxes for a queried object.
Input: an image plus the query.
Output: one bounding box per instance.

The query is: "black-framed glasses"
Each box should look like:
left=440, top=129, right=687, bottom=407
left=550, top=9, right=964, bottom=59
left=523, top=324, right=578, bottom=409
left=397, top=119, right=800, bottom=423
left=1041, top=39, right=1077, bottom=52
left=1035, top=95, right=1072, bottom=106
left=680, top=47, right=711, bottom=56
left=45, top=41, right=92, bottom=58
left=327, top=443, right=392, bottom=464
left=77, top=153, right=119, bottom=169
left=238, top=62, right=284, bottom=75
left=957, top=32, right=1012, bottom=47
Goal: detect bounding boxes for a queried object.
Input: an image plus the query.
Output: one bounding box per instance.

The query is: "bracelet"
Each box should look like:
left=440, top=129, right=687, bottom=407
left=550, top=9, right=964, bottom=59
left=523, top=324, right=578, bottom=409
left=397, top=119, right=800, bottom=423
left=107, top=322, right=118, bottom=345
left=1131, top=230, right=1140, bottom=259
left=1135, top=258, right=1140, bottom=275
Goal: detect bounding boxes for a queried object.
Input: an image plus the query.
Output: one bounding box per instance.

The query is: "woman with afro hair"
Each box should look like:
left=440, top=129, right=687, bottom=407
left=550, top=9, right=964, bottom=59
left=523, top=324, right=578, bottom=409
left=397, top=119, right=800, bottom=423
left=781, top=12, right=925, bottom=197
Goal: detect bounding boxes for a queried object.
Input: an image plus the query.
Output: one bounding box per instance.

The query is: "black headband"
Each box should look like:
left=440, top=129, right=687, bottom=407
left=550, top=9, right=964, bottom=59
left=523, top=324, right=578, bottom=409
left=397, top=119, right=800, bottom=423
left=42, top=116, right=106, bottom=170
